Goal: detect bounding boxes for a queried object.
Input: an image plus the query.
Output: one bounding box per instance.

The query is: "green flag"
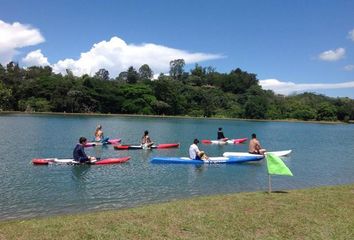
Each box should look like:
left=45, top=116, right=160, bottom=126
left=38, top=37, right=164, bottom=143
left=266, top=153, right=293, bottom=176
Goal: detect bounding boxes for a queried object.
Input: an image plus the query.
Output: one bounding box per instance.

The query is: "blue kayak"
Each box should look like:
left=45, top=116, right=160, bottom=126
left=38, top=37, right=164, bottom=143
left=150, top=156, right=263, bottom=164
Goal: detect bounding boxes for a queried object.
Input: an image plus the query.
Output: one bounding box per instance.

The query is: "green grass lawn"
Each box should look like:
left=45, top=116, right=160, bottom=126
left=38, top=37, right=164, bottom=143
left=1, top=184, right=353, bottom=240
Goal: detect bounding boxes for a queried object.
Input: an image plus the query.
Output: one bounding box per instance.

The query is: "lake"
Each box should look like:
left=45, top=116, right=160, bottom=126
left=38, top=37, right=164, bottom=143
left=0, top=113, right=353, bottom=220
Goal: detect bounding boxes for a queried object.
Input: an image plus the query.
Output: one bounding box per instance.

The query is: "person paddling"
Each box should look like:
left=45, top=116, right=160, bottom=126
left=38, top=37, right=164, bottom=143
left=248, top=133, right=266, bottom=155
left=217, top=127, right=228, bottom=141
left=94, top=125, right=109, bottom=143
left=141, top=130, right=154, bottom=149
left=94, top=125, right=104, bottom=142
left=73, top=137, right=96, bottom=163
left=189, top=138, right=208, bottom=160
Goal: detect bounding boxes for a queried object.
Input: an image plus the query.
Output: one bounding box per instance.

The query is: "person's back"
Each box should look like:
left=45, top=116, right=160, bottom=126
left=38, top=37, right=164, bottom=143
left=248, top=133, right=266, bottom=155
left=248, top=138, right=258, bottom=153
left=73, top=137, right=90, bottom=163
left=189, top=139, right=201, bottom=160
left=217, top=127, right=225, bottom=140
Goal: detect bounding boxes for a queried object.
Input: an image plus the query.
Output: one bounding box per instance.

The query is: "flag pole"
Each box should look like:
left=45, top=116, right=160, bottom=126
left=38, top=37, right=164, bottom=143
left=268, top=174, right=272, bottom=194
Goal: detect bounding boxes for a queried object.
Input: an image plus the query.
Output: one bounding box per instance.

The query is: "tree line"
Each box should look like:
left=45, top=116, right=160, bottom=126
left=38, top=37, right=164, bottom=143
left=0, top=59, right=353, bottom=122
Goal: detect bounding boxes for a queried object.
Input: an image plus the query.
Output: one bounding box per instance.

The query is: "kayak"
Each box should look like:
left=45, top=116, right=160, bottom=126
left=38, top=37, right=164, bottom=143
left=223, top=150, right=292, bottom=158
left=32, top=157, right=131, bottom=165
left=201, top=138, right=248, bottom=144
left=84, top=138, right=121, bottom=147
left=150, top=155, right=263, bottom=164
left=114, top=143, right=179, bottom=150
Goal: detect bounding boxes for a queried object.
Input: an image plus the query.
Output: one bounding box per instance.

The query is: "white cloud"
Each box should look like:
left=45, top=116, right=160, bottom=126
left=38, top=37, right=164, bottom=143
left=344, top=64, right=354, bottom=71
left=22, top=49, right=49, bottom=66
left=349, top=29, right=354, bottom=41
left=0, top=20, right=45, bottom=64
left=318, top=48, right=345, bottom=61
left=260, top=78, right=354, bottom=95
left=52, top=36, right=224, bottom=77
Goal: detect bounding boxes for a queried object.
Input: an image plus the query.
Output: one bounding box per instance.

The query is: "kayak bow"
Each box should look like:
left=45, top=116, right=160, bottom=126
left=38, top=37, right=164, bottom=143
left=114, top=143, right=179, bottom=150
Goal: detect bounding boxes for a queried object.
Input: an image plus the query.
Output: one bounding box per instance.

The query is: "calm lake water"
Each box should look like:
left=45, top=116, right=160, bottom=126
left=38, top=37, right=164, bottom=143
left=0, top=114, right=353, bottom=220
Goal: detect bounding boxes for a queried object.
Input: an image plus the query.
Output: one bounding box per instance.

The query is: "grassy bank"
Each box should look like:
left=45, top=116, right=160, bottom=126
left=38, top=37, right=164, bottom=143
left=1, top=185, right=353, bottom=239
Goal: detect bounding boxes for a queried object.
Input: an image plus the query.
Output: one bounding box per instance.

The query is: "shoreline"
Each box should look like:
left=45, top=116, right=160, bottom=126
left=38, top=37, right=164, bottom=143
left=0, top=184, right=353, bottom=239
left=0, top=110, right=349, bottom=124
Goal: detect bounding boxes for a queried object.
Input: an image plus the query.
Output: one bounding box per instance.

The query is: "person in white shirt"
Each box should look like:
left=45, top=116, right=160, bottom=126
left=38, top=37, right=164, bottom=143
left=189, top=138, right=208, bottom=160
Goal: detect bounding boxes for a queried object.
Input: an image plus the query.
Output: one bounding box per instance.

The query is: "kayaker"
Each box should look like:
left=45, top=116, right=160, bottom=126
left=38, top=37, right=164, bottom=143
left=141, top=130, right=154, bottom=149
left=73, top=137, right=96, bottom=163
left=94, top=124, right=109, bottom=142
left=189, top=138, right=208, bottom=160
left=248, top=133, right=266, bottom=155
left=217, top=127, right=228, bottom=141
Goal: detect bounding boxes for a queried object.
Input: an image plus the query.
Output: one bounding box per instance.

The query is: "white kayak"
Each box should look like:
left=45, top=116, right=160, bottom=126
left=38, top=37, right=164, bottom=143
left=202, top=138, right=247, bottom=145
left=223, top=150, right=292, bottom=158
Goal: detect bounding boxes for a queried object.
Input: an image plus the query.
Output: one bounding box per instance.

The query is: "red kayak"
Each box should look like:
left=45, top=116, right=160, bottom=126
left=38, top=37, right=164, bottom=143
left=114, top=143, right=179, bottom=150
left=201, top=138, right=248, bottom=144
left=32, top=157, right=131, bottom=165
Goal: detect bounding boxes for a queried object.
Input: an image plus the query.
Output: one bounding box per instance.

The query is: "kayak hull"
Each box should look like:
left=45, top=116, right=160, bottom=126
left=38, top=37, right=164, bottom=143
left=202, top=138, right=247, bottom=145
left=223, top=150, right=292, bottom=158
left=151, top=155, right=263, bottom=164
left=84, top=138, right=121, bottom=147
left=32, top=157, right=130, bottom=165
left=114, top=143, right=179, bottom=150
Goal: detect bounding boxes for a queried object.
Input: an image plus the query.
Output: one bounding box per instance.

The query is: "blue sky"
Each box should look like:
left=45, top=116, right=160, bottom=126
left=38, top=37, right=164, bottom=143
left=1, top=0, right=354, bottom=98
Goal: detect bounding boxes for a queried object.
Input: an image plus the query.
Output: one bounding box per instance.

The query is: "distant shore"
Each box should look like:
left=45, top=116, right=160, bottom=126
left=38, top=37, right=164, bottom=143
left=0, top=110, right=350, bottom=124
left=0, top=184, right=353, bottom=239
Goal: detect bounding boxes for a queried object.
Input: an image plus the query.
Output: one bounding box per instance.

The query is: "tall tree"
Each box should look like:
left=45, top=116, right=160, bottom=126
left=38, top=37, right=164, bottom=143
left=190, top=64, right=205, bottom=78
left=116, top=71, right=128, bottom=83
left=169, top=59, right=185, bottom=80
left=139, top=64, right=153, bottom=80
left=94, top=68, right=110, bottom=81
left=127, top=66, right=139, bottom=84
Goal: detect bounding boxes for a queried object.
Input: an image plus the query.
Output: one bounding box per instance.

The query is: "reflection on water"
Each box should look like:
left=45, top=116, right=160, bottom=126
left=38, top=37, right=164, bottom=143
left=193, top=164, right=208, bottom=176
left=71, top=165, right=91, bottom=182
left=93, top=145, right=105, bottom=159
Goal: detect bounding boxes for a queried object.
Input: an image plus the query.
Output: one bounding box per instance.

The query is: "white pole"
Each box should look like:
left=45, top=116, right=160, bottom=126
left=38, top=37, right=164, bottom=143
left=268, top=174, right=272, bottom=194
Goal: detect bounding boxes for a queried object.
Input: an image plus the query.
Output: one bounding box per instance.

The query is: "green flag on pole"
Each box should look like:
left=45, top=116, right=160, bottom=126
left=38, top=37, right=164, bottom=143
left=266, top=153, right=293, bottom=176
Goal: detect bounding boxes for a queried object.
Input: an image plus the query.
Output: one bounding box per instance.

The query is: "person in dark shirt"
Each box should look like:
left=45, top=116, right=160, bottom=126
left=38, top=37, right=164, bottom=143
left=73, top=137, right=96, bottom=163
left=217, top=127, right=227, bottom=140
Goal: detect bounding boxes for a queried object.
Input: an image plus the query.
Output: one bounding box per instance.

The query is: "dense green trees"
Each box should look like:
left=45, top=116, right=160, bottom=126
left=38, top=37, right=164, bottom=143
left=0, top=81, right=12, bottom=110
left=0, top=61, right=353, bottom=122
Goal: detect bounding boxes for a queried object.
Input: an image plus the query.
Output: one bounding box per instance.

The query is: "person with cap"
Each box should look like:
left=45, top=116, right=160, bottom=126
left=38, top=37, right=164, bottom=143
left=73, top=137, right=96, bottom=163
left=189, top=138, right=208, bottom=160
